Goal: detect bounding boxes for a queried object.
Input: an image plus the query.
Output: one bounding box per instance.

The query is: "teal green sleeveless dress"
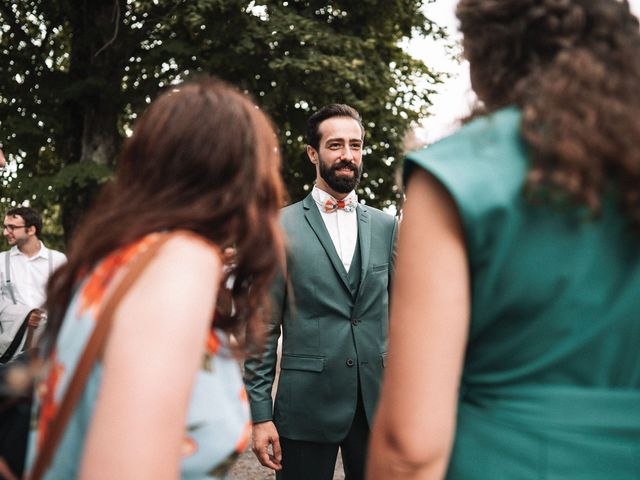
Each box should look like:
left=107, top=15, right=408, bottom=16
left=405, top=108, right=640, bottom=479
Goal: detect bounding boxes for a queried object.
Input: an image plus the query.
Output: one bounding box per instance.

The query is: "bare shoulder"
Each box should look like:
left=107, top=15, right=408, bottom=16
left=112, top=232, right=223, bottom=339
left=152, top=231, right=222, bottom=275
left=120, top=232, right=223, bottom=316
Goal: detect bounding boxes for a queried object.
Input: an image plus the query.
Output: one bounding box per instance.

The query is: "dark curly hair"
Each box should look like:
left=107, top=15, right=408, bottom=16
left=43, top=77, right=285, bottom=355
left=457, top=0, right=640, bottom=226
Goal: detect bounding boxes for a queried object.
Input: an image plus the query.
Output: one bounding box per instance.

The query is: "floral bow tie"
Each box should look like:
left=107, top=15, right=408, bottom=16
left=323, top=196, right=356, bottom=213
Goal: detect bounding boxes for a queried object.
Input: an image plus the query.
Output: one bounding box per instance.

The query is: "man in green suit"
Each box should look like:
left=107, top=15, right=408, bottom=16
left=244, top=104, right=397, bottom=479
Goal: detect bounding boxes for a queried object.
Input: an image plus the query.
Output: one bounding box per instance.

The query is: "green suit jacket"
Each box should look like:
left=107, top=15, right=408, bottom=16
left=244, top=193, right=397, bottom=442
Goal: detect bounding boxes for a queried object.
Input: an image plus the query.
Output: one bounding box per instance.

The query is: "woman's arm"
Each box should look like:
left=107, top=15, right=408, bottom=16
left=367, top=169, right=470, bottom=480
left=80, top=235, right=222, bottom=480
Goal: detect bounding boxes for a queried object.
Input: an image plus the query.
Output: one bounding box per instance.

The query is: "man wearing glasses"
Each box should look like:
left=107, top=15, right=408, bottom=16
left=0, top=153, right=66, bottom=480
left=1, top=206, right=66, bottom=347
left=0, top=151, right=46, bottom=364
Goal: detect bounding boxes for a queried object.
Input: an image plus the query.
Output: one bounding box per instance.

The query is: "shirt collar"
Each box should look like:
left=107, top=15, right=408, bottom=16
left=11, top=241, right=48, bottom=259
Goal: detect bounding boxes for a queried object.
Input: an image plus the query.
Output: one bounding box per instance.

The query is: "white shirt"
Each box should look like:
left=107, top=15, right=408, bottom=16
left=0, top=241, right=67, bottom=309
left=312, top=186, right=358, bottom=272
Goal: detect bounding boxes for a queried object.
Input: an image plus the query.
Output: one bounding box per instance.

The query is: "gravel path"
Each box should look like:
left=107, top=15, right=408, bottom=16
left=229, top=448, right=274, bottom=480
left=229, top=445, right=345, bottom=479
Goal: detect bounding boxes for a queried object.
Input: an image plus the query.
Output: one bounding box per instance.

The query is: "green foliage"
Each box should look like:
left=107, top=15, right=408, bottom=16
left=2, top=161, right=111, bottom=206
left=0, top=0, right=445, bottom=244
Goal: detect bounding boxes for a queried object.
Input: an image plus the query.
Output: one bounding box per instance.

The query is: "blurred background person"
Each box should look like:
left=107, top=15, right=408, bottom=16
left=369, top=1, right=640, bottom=479
left=1, top=206, right=67, bottom=350
left=25, top=77, right=285, bottom=480
left=0, top=147, right=40, bottom=480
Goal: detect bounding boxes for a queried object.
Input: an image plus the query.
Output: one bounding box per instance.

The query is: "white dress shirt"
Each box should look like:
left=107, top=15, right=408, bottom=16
left=312, top=186, right=358, bottom=272
left=0, top=241, right=67, bottom=309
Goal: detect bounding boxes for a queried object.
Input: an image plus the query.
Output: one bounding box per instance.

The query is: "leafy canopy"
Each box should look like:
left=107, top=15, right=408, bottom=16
left=0, top=0, right=445, bottom=245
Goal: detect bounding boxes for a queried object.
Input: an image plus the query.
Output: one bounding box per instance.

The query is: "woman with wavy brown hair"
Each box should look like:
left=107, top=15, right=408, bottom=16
left=24, top=78, right=285, bottom=479
left=369, top=1, right=640, bottom=479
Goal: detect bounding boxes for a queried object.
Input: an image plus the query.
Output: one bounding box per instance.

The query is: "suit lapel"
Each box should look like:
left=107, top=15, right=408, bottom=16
left=355, top=205, right=371, bottom=301
left=302, top=195, right=353, bottom=295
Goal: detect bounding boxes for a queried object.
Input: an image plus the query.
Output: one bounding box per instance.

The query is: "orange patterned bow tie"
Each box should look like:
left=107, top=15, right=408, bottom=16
left=323, top=197, right=356, bottom=213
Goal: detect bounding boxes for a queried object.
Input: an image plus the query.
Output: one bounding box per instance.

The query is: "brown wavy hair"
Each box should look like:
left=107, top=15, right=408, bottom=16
left=457, top=0, right=640, bottom=226
left=43, top=77, right=285, bottom=355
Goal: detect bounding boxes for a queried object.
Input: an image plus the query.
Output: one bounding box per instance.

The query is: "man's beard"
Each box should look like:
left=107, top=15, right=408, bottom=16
left=319, top=158, right=362, bottom=194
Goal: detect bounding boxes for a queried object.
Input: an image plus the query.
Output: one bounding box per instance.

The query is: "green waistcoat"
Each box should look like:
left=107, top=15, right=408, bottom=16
left=347, top=236, right=362, bottom=296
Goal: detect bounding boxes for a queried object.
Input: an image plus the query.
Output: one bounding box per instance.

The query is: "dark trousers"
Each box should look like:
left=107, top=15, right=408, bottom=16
left=276, top=389, right=370, bottom=480
left=0, top=396, right=31, bottom=478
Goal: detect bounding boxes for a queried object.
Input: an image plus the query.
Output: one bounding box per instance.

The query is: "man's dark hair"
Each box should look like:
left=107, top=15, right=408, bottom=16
left=307, top=104, right=365, bottom=151
left=6, top=206, right=42, bottom=236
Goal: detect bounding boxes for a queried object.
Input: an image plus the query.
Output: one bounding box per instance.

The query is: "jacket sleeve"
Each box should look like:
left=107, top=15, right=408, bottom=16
left=243, top=266, right=286, bottom=424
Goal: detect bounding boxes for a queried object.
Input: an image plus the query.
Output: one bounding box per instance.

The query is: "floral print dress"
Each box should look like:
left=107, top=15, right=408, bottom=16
left=26, top=233, right=251, bottom=479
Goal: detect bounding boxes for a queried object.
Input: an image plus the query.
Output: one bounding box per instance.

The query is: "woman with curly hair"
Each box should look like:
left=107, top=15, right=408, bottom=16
left=24, top=78, right=285, bottom=479
left=368, top=1, right=640, bottom=478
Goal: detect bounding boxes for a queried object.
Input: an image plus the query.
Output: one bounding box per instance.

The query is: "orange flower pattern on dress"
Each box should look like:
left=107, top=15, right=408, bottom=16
left=206, top=330, right=221, bottom=355
left=181, top=436, right=198, bottom=457
left=34, top=350, right=64, bottom=451
left=235, top=419, right=252, bottom=454
left=77, top=233, right=161, bottom=318
left=202, top=330, right=221, bottom=372
left=235, top=387, right=251, bottom=453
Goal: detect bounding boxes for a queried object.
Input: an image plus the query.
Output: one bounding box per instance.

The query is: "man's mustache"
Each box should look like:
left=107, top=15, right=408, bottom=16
left=331, top=160, right=358, bottom=172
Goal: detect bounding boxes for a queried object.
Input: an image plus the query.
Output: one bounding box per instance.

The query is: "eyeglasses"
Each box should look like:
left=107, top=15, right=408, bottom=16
left=3, top=224, right=27, bottom=232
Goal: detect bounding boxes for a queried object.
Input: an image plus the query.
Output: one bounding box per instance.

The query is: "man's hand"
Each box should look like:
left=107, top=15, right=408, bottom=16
left=27, top=308, right=45, bottom=328
left=251, top=421, right=282, bottom=471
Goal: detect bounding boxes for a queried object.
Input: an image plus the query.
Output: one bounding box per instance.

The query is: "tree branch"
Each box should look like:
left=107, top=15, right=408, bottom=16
left=95, top=0, right=121, bottom=57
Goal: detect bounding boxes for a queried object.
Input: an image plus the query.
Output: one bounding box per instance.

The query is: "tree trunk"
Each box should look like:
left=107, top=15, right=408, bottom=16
left=61, top=0, right=127, bottom=242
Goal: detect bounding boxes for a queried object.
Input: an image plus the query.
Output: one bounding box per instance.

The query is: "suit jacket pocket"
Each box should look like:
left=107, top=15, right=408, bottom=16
left=371, top=263, right=389, bottom=273
left=281, top=354, right=325, bottom=372
left=277, top=355, right=326, bottom=423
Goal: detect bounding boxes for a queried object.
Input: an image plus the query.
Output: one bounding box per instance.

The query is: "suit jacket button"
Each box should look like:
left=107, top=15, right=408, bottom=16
left=351, top=317, right=359, bottom=326
left=346, top=358, right=355, bottom=367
